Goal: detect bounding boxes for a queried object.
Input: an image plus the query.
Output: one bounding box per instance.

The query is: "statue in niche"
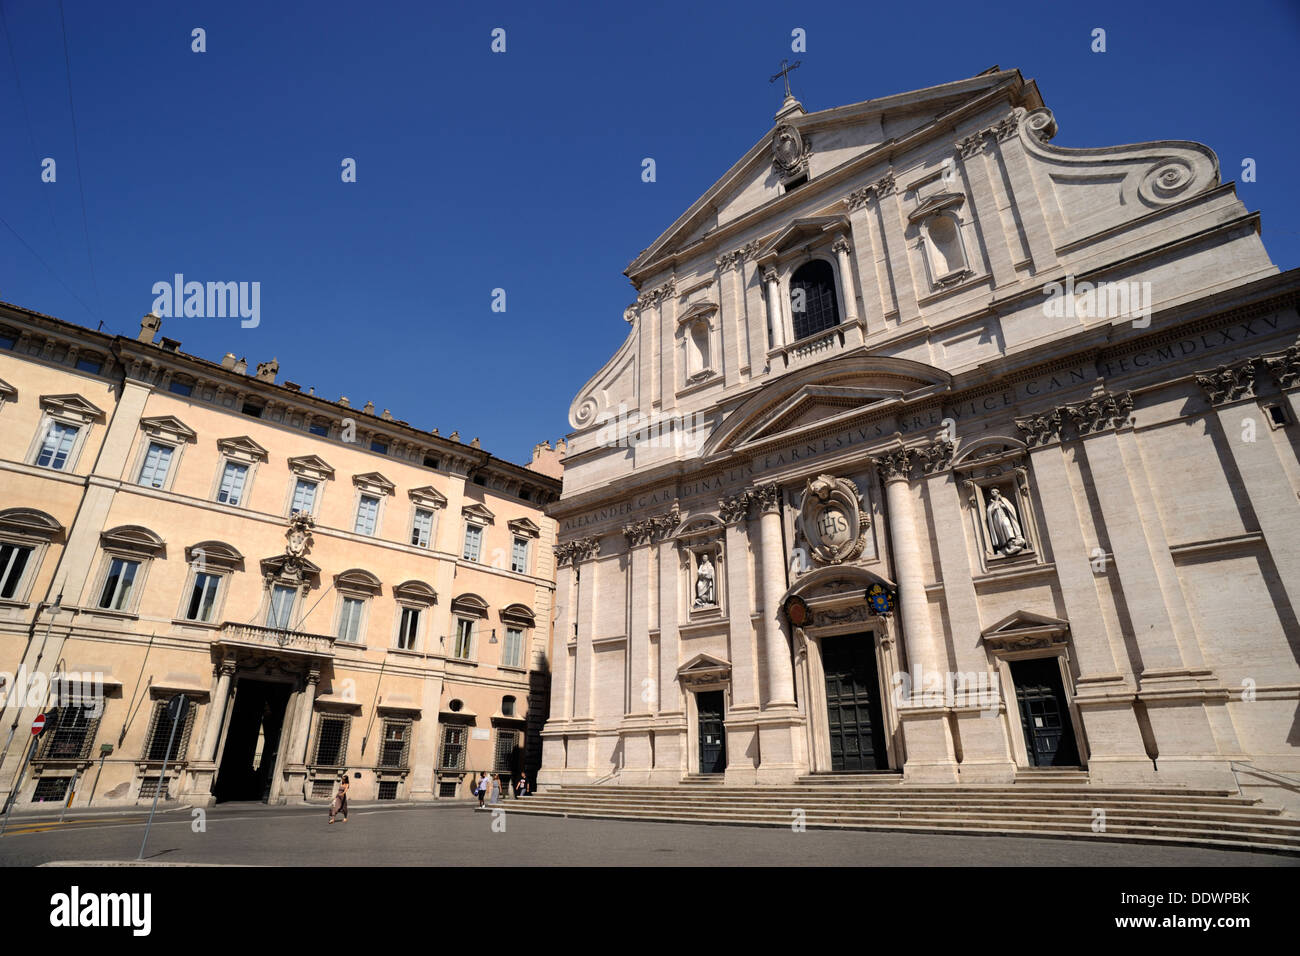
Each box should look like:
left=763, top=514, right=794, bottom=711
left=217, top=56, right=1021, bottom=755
left=694, top=552, right=717, bottom=608
left=985, top=487, right=1028, bottom=556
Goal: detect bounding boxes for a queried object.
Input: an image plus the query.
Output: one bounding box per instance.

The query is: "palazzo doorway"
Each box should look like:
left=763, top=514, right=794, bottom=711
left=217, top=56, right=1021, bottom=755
left=697, top=690, right=727, bottom=774
left=1009, top=657, right=1080, bottom=767
left=821, top=633, right=888, bottom=772
left=213, top=678, right=292, bottom=802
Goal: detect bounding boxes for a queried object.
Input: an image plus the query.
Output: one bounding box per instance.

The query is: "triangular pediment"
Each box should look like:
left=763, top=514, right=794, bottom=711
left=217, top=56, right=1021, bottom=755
left=628, top=70, right=1034, bottom=277
left=755, top=216, right=848, bottom=262
left=352, top=471, right=395, bottom=494
left=140, top=414, right=197, bottom=443
left=216, top=435, right=269, bottom=462
left=677, top=653, right=731, bottom=675
left=462, top=502, right=495, bottom=524
left=288, top=454, right=336, bottom=480
left=701, top=354, right=952, bottom=455
left=40, top=392, right=105, bottom=423
left=507, top=516, right=540, bottom=538
left=981, top=610, right=1070, bottom=645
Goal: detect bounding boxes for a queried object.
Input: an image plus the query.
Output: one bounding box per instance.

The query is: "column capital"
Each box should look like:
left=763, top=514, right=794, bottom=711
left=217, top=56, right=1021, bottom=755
left=915, top=437, right=954, bottom=475
left=830, top=236, right=852, bottom=257
left=306, top=667, right=321, bottom=686
left=1014, top=409, right=1064, bottom=448
left=752, top=482, right=782, bottom=515
left=217, top=658, right=237, bottom=678
left=554, top=536, right=600, bottom=566
left=719, top=490, right=754, bottom=524
left=762, top=266, right=780, bottom=285
left=873, top=448, right=914, bottom=483
left=623, top=504, right=680, bottom=547
left=1196, top=360, right=1257, bottom=406
left=1263, top=346, right=1300, bottom=391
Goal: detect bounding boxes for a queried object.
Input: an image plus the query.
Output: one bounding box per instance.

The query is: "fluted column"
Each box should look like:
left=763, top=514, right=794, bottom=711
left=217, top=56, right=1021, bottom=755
left=199, top=659, right=237, bottom=762
left=763, top=267, right=786, bottom=350
left=754, top=483, right=795, bottom=707
left=875, top=450, right=939, bottom=676
left=830, top=237, right=860, bottom=326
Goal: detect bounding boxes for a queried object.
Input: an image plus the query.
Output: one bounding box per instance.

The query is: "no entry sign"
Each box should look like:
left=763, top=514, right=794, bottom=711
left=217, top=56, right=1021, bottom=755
left=31, top=713, right=45, bottom=735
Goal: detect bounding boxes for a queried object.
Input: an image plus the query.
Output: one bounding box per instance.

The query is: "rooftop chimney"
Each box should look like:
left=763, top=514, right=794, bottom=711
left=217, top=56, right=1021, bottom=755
left=138, top=313, right=162, bottom=343
left=221, top=352, right=238, bottom=369
left=255, top=358, right=279, bottom=383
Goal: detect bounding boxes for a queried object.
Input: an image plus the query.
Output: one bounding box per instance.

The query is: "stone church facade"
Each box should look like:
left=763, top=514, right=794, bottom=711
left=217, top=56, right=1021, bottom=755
left=540, top=68, right=1300, bottom=806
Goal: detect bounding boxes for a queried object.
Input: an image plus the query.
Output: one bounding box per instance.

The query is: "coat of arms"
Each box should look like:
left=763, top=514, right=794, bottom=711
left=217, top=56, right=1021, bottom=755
left=798, top=474, right=869, bottom=565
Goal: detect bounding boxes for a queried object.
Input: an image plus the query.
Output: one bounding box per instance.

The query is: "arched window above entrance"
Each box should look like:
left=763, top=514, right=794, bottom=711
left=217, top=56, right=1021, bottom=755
left=789, top=259, right=841, bottom=342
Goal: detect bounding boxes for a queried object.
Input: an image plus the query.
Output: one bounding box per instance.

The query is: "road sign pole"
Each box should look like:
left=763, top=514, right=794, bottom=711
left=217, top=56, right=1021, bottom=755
left=59, top=768, right=79, bottom=823
left=137, top=695, right=184, bottom=861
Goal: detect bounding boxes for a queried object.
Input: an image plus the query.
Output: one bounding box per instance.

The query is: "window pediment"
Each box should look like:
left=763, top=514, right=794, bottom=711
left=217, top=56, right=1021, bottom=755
left=393, top=579, right=436, bottom=605
left=334, top=568, right=382, bottom=595
left=39, top=393, right=104, bottom=424
left=0, top=508, right=63, bottom=542
left=451, top=593, right=489, bottom=618
left=217, top=435, right=269, bottom=463
left=288, top=455, right=335, bottom=482
left=754, top=216, right=849, bottom=264
left=0, top=377, right=16, bottom=401
left=981, top=610, right=1069, bottom=648
left=499, top=603, right=535, bottom=627
left=462, top=502, right=495, bottom=525
left=353, top=471, right=395, bottom=496
left=677, top=653, right=731, bottom=688
left=907, top=191, right=965, bottom=224
left=507, top=517, right=540, bottom=538
left=409, top=485, right=448, bottom=508
left=101, top=525, right=165, bottom=557
left=677, top=300, right=718, bottom=325
left=139, top=415, right=197, bottom=444
left=185, top=540, right=244, bottom=571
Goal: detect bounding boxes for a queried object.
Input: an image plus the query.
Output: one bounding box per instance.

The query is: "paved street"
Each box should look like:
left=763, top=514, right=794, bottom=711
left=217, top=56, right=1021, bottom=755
left=0, top=802, right=1295, bottom=866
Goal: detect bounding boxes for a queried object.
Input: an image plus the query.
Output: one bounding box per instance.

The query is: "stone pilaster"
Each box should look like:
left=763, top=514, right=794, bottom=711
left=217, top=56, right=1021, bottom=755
left=762, top=267, right=786, bottom=350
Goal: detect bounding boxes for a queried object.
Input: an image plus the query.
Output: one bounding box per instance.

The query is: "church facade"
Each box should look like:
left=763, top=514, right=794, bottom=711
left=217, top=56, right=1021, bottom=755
left=539, top=68, right=1300, bottom=806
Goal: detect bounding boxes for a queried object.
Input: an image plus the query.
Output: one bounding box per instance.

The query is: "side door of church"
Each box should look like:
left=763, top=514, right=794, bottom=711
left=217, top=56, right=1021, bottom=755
left=697, top=691, right=727, bottom=774
left=1010, top=658, right=1080, bottom=767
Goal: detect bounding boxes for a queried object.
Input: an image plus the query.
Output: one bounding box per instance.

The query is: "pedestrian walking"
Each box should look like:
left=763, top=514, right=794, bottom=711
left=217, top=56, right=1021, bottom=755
left=513, top=774, right=529, bottom=799
left=489, top=773, right=502, bottom=805
left=475, top=771, right=488, bottom=808
left=329, top=776, right=349, bottom=824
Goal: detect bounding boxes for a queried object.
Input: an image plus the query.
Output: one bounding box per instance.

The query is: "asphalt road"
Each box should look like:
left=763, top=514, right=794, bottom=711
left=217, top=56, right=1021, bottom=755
left=0, top=801, right=1295, bottom=866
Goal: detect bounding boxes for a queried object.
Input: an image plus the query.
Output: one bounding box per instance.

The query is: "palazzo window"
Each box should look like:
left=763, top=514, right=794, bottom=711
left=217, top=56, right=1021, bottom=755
left=352, top=472, right=395, bottom=537
left=91, top=525, right=165, bottom=615
left=511, top=536, right=529, bottom=573
left=439, top=723, right=468, bottom=771
left=453, top=619, right=474, bottom=659
left=450, top=593, right=489, bottom=660
left=493, top=729, right=520, bottom=772
left=184, top=572, right=221, bottom=622
left=313, top=714, right=351, bottom=767
left=267, top=584, right=297, bottom=629
left=177, top=541, right=242, bottom=625
left=0, top=543, right=33, bottom=600
left=143, top=696, right=195, bottom=762
left=506, top=518, right=539, bottom=573
left=392, top=579, right=436, bottom=652
left=133, top=416, right=195, bottom=492
left=498, top=603, right=535, bottom=670
left=285, top=456, right=334, bottom=519
left=212, top=436, right=268, bottom=507
left=408, top=486, right=447, bottom=549
left=411, top=508, right=435, bottom=547
left=36, top=704, right=100, bottom=760
left=35, top=421, right=80, bottom=470
left=461, top=503, right=495, bottom=563
left=28, top=394, right=103, bottom=473
left=333, top=568, right=381, bottom=645
left=378, top=718, right=411, bottom=769
left=789, top=259, right=840, bottom=341
left=463, top=524, right=482, bottom=562
left=0, top=509, right=62, bottom=605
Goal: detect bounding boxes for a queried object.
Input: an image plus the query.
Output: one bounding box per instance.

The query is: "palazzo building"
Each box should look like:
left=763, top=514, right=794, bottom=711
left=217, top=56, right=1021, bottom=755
left=0, top=304, right=560, bottom=808
left=540, top=67, right=1300, bottom=807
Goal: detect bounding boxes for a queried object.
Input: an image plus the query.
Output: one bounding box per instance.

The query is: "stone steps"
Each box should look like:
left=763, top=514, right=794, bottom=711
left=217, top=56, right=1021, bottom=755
left=512, top=785, right=1300, bottom=853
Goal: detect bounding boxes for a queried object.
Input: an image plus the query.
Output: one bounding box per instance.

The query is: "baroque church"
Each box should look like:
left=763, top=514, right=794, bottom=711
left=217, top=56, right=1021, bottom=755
left=539, top=67, right=1300, bottom=806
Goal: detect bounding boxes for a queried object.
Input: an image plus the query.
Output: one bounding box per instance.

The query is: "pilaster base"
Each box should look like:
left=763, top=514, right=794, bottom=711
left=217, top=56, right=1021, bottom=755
left=951, top=706, right=1016, bottom=782
left=899, top=706, right=959, bottom=782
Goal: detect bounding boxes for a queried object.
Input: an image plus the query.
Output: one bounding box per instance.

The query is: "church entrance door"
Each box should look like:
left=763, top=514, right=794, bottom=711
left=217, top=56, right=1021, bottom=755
left=1010, top=658, right=1080, bottom=767
left=697, top=691, right=727, bottom=774
left=822, top=633, right=887, bottom=771
left=213, top=678, right=292, bottom=802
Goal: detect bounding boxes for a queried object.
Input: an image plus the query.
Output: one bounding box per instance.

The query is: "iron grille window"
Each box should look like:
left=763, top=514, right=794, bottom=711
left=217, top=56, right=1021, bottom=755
left=789, top=259, right=841, bottom=341
left=32, top=776, right=70, bottom=802
left=313, top=715, right=350, bottom=767
left=377, top=780, right=398, bottom=800
left=440, top=724, right=467, bottom=771
left=138, top=777, right=168, bottom=799
left=438, top=780, right=459, bottom=798
left=311, top=779, right=335, bottom=798
left=38, top=705, right=100, bottom=760
left=144, top=698, right=195, bottom=762
left=493, top=730, right=519, bottom=773
left=378, top=718, right=411, bottom=769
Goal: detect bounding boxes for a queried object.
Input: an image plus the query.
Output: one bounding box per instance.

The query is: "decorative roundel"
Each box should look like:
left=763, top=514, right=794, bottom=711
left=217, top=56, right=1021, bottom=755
left=800, top=474, right=869, bottom=565
left=772, top=124, right=806, bottom=176
left=865, top=583, right=896, bottom=617
left=783, top=595, right=811, bottom=627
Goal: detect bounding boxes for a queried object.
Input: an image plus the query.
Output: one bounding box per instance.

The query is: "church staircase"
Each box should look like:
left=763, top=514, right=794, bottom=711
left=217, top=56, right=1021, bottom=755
left=507, top=782, right=1300, bottom=854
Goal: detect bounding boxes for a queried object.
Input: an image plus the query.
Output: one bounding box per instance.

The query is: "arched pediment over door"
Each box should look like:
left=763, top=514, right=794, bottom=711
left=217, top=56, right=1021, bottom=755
left=781, top=563, right=899, bottom=639
left=699, top=353, right=951, bottom=457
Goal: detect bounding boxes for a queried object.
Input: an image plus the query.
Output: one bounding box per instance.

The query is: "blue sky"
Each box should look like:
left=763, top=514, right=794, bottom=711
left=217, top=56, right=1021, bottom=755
left=2, top=0, right=1297, bottom=464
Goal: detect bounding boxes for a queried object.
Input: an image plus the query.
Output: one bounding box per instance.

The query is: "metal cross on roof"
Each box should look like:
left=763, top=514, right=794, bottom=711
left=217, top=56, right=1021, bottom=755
left=770, top=58, right=802, bottom=99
